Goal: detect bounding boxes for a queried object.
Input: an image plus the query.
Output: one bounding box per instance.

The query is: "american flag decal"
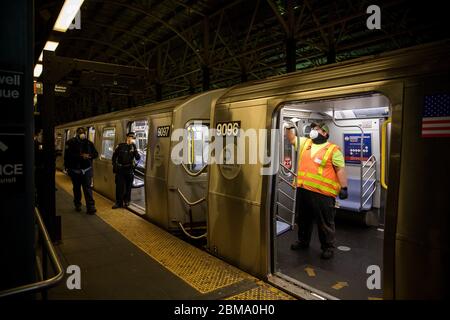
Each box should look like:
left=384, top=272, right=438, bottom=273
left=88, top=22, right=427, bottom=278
left=422, top=94, right=450, bottom=138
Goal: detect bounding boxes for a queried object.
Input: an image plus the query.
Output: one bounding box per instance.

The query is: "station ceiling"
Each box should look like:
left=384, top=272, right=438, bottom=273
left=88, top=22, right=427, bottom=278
left=34, top=0, right=449, bottom=123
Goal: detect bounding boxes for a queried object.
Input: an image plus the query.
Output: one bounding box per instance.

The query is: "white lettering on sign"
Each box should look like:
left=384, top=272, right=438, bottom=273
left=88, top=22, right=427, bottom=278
left=0, top=73, right=21, bottom=100
left=0, top=74, right=21, bottom=86
left=0, top=164, right=23, bottom=176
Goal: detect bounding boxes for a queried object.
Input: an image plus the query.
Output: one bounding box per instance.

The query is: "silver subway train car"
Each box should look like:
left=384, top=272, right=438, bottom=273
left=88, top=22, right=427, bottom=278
left=55, top=41, right=450, bottom=300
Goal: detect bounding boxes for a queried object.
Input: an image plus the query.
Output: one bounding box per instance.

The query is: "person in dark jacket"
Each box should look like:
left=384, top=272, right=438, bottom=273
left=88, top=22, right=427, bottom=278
left=64, top=127, right=98, bottom=214
left=112, top=132, right=141, bottom=209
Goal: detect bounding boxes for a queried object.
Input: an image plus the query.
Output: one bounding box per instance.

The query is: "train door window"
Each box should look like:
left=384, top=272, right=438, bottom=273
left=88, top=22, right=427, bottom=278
left=185, top=121, right=209, bottom=174
left=87, top=127, right=96, bottom=143
left=65, top=129, right=71, bottom=141
left=128, top=120, right=149, bottom=170
left=55, top=132, right=63, bottom=151
left=273, top=93, right=390, bottom=300
left=101, top=127, right=115, bottom=160
left=127, top=120, right=149, bottom=214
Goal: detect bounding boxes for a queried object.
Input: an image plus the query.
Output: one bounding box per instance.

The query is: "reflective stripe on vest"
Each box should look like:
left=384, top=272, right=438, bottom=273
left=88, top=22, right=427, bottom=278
left=297, top=139, right=340, bottom=197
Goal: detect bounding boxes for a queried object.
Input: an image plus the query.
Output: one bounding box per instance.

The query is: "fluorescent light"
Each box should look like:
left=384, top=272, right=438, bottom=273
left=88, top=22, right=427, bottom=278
left=38, top=51, right=43, bottom=62
left=34, top=64, right=43, bottom=78
left=53, top=0, right=84, bottom=32
left=44, top=41, right=59, bottom=51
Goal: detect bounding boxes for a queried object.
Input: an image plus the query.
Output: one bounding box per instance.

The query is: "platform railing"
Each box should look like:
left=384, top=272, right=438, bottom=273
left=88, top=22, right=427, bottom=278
left=0, top=207, right=64, bottom=299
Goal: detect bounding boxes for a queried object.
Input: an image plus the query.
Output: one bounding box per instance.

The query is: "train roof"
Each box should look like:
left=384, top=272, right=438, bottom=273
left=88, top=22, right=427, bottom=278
left=217, top=40, right=450, bottom=105
left=56, top=95, right=189, bottom=128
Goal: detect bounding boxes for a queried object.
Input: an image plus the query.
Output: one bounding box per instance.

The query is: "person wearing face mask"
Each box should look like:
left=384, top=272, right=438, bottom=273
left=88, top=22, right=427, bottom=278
left=111, top=132, right=141, bottom=209
left=64, top=127, right=99, bottom=214
left=285, top=122, right=348, bottom=260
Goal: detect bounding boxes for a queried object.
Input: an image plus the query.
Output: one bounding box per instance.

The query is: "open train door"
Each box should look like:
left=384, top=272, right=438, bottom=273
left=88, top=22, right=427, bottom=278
left=167, top=90, right=226, bottom=237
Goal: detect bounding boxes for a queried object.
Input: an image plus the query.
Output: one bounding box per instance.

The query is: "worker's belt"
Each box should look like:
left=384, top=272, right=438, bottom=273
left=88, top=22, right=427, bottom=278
left=117, top=163, right=132, bottom=167
left=70, top=167, right=91, bottom=175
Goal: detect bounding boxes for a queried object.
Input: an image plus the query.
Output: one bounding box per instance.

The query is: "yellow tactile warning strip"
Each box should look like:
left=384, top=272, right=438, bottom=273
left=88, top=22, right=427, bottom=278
left=56, top=172, right=294, bottom=299
left=226, top=282, right=296, bottom=300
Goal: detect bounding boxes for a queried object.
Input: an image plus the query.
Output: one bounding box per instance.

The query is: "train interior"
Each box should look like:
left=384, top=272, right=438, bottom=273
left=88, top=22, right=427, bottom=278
left=128, top=120, right=149, bottom=215
left=273, top=93, right=390, bottom=300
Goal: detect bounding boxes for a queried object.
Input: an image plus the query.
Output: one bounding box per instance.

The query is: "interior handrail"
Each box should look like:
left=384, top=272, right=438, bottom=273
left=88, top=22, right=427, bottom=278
left=0, top=208, right=64, bottom=298
left=381, top=118, right=391, bottom=189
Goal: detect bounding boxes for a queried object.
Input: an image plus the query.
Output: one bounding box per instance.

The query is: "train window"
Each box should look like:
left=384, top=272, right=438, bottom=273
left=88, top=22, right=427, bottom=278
left=128, top=120, right=148, bottom=170
left=101, top=128, right=115, bottom=160
left=55, top=132, right=63, bottom=151
left=185, top=121, right=209, bottom=174
left=65, top=129, right=71, bottom=141
left=87, top=127, right=96, bottom=143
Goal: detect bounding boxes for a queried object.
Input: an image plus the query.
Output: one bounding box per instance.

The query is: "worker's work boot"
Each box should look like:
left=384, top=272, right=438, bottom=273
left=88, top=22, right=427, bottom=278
left=320, top=249, right=334, bottom=260
left=290, top=241, right=309, bottom=250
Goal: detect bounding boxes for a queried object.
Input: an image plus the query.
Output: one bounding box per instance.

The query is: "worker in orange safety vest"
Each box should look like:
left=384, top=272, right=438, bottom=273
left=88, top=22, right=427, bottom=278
left=285, top=122, right=348, bottom=259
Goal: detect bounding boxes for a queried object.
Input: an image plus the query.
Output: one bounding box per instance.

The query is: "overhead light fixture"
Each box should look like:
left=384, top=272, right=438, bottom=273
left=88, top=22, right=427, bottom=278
left=38, top=51, right=43, bottom=62
left=44, top=41, right=59, bottom=51
left=34, top=64, right=43, bottom=78
left=53, top=0, right=84, bottom=32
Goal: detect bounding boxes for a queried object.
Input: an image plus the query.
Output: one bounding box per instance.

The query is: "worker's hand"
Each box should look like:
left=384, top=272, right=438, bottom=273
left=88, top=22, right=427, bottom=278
left=81, top=153, right=91, bottom=159
left=338, top=187, right=348, bottom=200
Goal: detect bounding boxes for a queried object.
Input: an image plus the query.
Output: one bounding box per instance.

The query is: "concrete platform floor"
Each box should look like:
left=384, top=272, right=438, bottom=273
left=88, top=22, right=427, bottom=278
left=49, top=172, right=295, bottom=300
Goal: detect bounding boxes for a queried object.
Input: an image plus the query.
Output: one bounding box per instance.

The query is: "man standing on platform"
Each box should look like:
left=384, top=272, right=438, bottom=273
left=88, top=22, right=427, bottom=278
left=64, top=127, right=98, bottom=215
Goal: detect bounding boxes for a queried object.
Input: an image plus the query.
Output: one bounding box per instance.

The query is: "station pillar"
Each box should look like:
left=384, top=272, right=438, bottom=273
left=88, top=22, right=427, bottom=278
left=0, top=0, right=35, bottom=293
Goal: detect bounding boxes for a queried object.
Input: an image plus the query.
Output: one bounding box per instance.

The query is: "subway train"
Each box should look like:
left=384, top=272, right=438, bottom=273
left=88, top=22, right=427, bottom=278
left=55, top=41, right=450, bottom=300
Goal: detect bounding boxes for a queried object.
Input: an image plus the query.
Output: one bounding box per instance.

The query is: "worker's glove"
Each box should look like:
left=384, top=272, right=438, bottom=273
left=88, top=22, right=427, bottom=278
left=339, top=187, right=348, bottom=200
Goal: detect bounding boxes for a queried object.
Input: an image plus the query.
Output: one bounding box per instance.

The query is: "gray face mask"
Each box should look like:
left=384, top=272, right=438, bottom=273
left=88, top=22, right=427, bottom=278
left=78, top=133, right=86, bottom=140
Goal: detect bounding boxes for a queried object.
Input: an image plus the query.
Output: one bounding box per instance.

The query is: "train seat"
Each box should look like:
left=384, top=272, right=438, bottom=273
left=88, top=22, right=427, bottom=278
left=337, top=177, right=375, bottom=212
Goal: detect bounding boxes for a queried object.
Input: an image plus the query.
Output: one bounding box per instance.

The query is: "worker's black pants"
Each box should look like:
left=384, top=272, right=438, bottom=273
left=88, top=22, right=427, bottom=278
left=296, top=188, right=336, bottom=250
left=115, top=170, right=134, bottom=206
left=68, top=168, right=96, bottom=210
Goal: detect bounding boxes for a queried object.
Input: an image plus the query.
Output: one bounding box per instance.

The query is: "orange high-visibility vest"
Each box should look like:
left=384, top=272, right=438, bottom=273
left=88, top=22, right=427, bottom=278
left=297, top=139, right=341, bottom=197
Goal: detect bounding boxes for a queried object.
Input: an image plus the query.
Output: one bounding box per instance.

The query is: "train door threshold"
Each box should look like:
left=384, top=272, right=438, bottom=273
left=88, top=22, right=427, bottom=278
left=127, top=203, right=146, bottom=216
left=268, top=273, right=338, bottom=300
